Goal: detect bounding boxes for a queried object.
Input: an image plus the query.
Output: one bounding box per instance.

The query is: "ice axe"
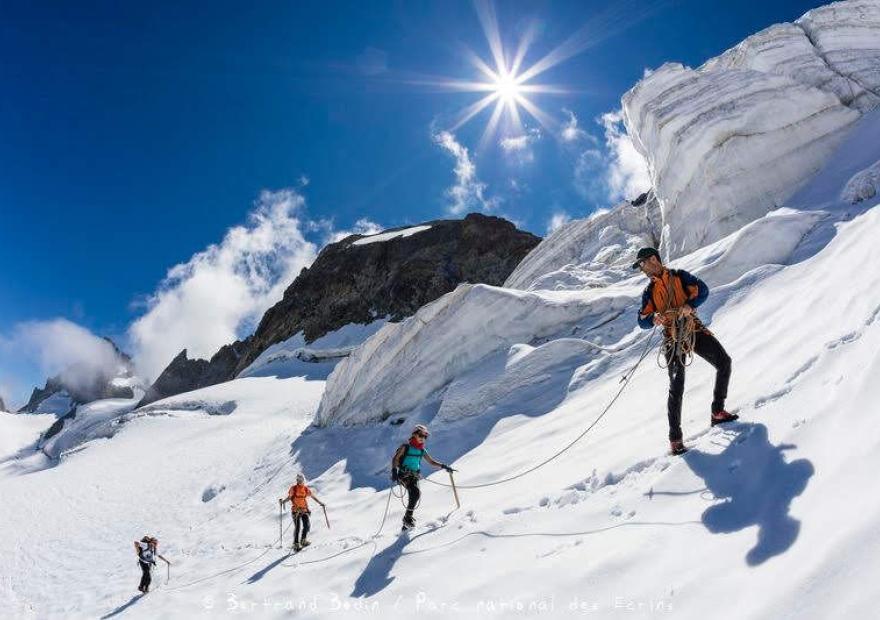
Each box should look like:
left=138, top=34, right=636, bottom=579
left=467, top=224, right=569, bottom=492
left=157, top=555, right=171, bottom=584
left=321, top=504, right=331, bottom=529
left=448, top=469, right=461, bottom=509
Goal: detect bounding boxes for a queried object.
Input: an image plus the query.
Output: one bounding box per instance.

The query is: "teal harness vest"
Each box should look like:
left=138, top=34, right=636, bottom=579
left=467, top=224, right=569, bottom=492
left=400, top=444, right=425, bottom=472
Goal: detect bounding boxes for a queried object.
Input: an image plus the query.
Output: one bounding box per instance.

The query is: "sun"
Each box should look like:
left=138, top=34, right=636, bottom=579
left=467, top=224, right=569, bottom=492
left=413, top=2, right=570, bottom=149
left=494, top=72, right=521, bottom=103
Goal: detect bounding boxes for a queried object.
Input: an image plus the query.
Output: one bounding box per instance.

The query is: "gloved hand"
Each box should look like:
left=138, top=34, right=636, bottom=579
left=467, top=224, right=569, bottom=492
left=441, top=463, right=456, bottom=473
left=391, top=467, right=399, bottom=482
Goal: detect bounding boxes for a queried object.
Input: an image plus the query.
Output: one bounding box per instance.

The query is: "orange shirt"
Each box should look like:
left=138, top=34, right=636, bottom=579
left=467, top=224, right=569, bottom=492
left=287, top=484, right=311, bottom=510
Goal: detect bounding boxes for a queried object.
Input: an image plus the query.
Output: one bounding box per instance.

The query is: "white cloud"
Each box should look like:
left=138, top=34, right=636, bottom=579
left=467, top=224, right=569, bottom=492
left=572, top=147, right=605, bottom=201
left=600, top=110, right=651, bottom=202
left=433, top=130, right=496, bottom=215
left=547, top=212, right=572, bottom=234
left=560, top=109, right=588, bottom=143
left=499, top=128, right=541, bottom=164
left=128, top=189, right=319, bottom=380
left=499, top=135, right=530, bottom=152
left=328, top=218, right=384, bottom=243
left=10, top=319, right=123, bottom=395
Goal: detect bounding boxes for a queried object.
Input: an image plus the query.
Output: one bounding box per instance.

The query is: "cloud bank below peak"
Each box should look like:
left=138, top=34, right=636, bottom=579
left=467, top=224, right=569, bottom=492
left=127, top=189, right=321, bottom=380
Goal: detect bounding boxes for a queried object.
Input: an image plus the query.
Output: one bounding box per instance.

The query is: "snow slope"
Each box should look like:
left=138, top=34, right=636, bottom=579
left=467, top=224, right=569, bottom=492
left=2, top=108, right=879, bottom=618
left=3, top=4, right=880, bottom=617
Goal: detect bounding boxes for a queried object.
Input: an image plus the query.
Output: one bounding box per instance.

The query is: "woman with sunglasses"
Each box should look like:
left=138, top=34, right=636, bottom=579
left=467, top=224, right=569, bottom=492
left=391, top=424, right=455, bottom=530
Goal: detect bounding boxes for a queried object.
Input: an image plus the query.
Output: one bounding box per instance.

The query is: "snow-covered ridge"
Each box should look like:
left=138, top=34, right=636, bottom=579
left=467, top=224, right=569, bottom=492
left=350, top=225, right=432, bottom=245
left=623, top=0, right=880, bottom=258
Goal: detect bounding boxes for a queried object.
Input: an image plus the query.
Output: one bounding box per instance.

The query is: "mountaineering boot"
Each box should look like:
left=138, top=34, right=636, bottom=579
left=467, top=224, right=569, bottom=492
left=300, top=539, right=311, bottom=548
left=402, top=513, right=416, bottom=530
left=669, top=440, right=688, bottom=456
left=711, top=410, right=739, bottom=426
left=293, top=542, right=301, bottom=552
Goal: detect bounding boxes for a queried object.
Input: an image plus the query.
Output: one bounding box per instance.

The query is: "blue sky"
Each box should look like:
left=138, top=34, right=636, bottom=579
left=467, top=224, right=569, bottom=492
left=0, top=0, right=821, bottom=405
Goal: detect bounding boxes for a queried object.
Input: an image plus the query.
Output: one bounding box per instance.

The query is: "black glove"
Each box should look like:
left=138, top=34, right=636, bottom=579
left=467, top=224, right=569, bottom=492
left=442, top=464, right=456, bottom=473
left=391, top=467, right=399, bottom=482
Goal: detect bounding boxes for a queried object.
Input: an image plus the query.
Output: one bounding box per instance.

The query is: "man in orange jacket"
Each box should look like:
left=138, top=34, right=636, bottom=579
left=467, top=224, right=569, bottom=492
left=634, top=247, right=738, bottom=455
left=280, top=474, right=326, bottom=551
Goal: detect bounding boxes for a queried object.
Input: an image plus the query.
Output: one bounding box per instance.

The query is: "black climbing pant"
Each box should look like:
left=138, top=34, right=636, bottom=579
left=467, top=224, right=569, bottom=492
left=293, top=511, right=311, bottom=544
left=138, top=561, right=152, bottom=592
left=665, top=330, right=732, bottom=441
left=400, top=471, right=421, bottom=516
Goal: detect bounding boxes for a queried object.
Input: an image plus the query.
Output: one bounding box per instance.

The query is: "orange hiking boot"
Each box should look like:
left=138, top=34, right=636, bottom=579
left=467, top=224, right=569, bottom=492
left=711, top=410, right=739, bottom=426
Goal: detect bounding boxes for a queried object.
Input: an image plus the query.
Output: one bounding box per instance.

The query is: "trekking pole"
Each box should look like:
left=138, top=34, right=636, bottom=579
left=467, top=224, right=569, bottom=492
left=158, top=556, right=171, bottom=584
left=278, top=500, right=283, bottom=549
left=322, top=504, right=331, bottom=529
left=448, top=471, right=461, bottom=509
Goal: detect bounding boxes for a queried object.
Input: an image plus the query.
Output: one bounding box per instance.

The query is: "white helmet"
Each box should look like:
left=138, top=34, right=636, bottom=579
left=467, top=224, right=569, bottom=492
left=296, top=473, right=305, bottom=484
left=412, top=424, right=430, bottom=437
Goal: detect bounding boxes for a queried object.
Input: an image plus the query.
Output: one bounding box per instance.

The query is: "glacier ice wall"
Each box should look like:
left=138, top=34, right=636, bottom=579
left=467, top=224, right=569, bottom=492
left=623, top=0, right=879, bottom=258
left=504, top=193, right=661, bottom=292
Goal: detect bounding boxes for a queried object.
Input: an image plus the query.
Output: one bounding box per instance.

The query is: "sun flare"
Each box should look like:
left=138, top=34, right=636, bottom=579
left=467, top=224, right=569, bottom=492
left=494, top=73, right=521, bottom=102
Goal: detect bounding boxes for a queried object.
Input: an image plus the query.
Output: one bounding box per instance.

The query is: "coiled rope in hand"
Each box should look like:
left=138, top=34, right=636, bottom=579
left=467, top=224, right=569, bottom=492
left=656, top=309, right=697, bottom=369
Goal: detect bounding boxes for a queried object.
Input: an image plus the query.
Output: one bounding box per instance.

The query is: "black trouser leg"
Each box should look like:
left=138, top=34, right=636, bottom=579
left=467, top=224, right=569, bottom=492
left=403, top=474, right=421, bottom=518
left=693, top=331, right=732, bottom=413
left=665, top=345, right=686, bottom=441
left=139, top=562, right=151, bottom=591
left=300, top=514, right=310, bottom=543
left=293, top=513, right=301, bottom=544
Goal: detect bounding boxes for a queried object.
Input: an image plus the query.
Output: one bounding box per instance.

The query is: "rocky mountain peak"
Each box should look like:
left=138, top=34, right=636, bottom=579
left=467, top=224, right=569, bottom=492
left=138, top=213, right=540, bottom=406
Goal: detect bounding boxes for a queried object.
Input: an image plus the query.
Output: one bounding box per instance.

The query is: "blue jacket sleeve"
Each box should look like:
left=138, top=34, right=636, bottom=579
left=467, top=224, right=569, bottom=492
left=678, top=270, right=709, bottom=308
left=637, top=286, right=654, bottom=329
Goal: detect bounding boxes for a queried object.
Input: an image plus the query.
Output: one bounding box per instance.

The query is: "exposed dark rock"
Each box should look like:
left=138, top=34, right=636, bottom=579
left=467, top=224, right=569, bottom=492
left=236, top=213, right=540, bottom=374
left=141, top=213, right=541, bottom=404
left=0, top=396, right=6, bottom=412
left=40, top=407, right=78, bottom=443
left=137, top=338, right=251, bottom=407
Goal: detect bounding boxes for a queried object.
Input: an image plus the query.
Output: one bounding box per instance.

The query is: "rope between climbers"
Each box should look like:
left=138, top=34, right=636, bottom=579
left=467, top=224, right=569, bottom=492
left=424, top=328, right=658, bottom=490
left=159, top=327, right=663, bottom=585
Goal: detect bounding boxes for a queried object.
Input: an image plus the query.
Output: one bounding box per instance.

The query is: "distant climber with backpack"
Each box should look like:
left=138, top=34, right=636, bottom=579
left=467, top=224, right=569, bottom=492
left=133, top=536, right=170, bottom=593
left=391, top=424, right=455, bottom=530
left=633, top=247, right=738, bottom=455
left=280, top=474, right=326, bottom=552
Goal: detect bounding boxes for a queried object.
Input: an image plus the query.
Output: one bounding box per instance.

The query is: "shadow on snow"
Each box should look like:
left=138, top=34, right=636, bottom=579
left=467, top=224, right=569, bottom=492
left=683, top=422, right=814, bottom=565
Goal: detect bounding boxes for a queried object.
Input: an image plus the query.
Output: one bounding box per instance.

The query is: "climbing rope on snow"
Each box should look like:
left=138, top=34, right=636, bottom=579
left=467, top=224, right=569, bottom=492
left=423, top=328, right=658, bottom=490
left=156, top=327, right=661, bottom=586
left=161, top=521, right=295, bottom=592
